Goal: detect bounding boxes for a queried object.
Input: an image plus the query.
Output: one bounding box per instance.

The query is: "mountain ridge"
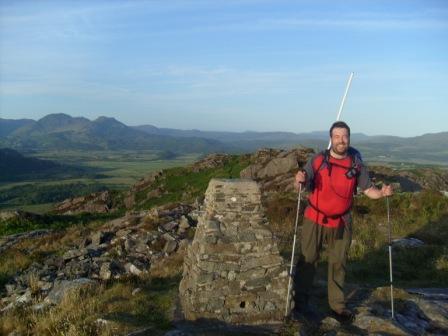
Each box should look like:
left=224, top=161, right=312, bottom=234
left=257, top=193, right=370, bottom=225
left=1, top=114, right=447, bottom=163
left=0, top=114, right=234, bottom=153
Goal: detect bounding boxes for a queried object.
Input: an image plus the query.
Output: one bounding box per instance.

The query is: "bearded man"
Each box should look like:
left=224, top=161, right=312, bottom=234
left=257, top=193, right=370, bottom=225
left=293, top=121, right=393, bottom=323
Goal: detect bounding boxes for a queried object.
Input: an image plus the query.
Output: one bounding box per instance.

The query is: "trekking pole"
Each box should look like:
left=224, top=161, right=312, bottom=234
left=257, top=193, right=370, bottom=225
left=387, top=196, right=395, bottom=319
left=328, top=72, right=354, bottom=149
left=285, top=183, right=303, bottom=317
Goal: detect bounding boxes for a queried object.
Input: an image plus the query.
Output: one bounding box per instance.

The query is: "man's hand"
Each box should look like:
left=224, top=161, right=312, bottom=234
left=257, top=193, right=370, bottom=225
left=364, top=183, right=394, bottom=199
left=295, top=170, right=306, bottom=190
left=381, top=184, right=393, bottom=197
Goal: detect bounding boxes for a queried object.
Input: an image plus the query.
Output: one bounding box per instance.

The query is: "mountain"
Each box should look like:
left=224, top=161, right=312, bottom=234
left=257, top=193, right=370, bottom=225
left=0, top=118, right=35, bottom=137
left=0, top=114, right=234, bottom=153
left=134, top=125, right=372, bottom=152
left=1, top=114, right=446, bottom=164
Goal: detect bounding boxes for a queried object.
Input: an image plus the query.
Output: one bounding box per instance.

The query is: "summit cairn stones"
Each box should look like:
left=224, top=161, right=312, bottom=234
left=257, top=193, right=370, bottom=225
left=179, top=179, right=289, bottom=325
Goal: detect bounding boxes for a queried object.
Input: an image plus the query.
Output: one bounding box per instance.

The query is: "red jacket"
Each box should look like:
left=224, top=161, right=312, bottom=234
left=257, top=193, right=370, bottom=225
left=304, top=152, right=359, bottom=228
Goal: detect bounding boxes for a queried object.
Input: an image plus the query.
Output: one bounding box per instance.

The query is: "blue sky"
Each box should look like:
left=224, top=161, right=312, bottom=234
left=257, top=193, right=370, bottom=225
left=0, top=0, right=447, bottom=136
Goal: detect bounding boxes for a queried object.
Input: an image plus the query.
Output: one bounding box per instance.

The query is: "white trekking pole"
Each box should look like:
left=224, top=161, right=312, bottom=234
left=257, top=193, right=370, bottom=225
left=285, top=183, right=303, bottom=317
left=387, top=196, right=395, bottom=319
left=328, top=72, right=354, bottom=149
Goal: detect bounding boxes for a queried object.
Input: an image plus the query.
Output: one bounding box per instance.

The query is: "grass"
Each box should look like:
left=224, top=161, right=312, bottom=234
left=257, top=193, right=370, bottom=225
left=135, top=155, right=251, bottom=209
left=0, top=211, right=123, bottom=237
left=0, top=275, right=179, bottom=336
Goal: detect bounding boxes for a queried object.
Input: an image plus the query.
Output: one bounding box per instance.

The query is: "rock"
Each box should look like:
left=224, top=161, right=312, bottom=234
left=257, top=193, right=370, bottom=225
left=37, top=281, right=53, bottom=291
left=1, top=289, right=33, bottom=312
left=239, top=148, right=312, bottom=192
left=126, top=327, right=156, bottom=336
left=91, top=231, right=114, bottom=246
left=190, top=154, right=231, bottom=172
left=353, top=314, right=408, bottom=335
left=53, top=190, right=113, bottom=214
left=163, top=240, right=178, bottom=254
left=178, top=216, right=191, bottom=233
left=45, top=278, right=95, bottom=305
left=393, top=238, right=425, bottom=248
left=125, top=262, right=147, bottom=276
left=5, top=283, right=16, bottom=295
left=147, top=187, right=164, bottom=199
left=64, top=259, right=92, bottom=278
left=409, top=297, right=448, bottom=330
left=63, top=248, right=88, bottom=261
left=95, top=318, right=110, bottom=326
left=161, top=221, right=179, bottom=232
left=321, top=316, right=340, bottom=331
left=407, top=288, right=448, bottom=300
left=99, top=261, right=122, bottom=280
left=164, top=330, right=191, bottom=336
left=162, top=232, right=176, bottom=241
left=0, top=228, right=51, bottom=254
left=257, top=156, right=299, bottom=179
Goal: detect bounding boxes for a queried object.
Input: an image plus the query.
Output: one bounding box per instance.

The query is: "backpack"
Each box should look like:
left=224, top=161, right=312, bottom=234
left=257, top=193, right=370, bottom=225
left=307, top=147, right=363, bottom=224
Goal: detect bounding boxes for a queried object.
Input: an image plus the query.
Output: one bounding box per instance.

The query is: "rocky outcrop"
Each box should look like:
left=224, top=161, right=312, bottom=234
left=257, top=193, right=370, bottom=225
left=0, top=228, right=51, bottom=254
left=124, top=171, right=164, bottom=209
left=190, top=153, right=232, bottom=172
left=240, top=148, right=312, bottom=193
left=179, top=179, right=289, bottom=325
left=53, top=190, right=115, bottom=214
left=1, top=203, right=197, bottom=312
left=240, top=147, right=448, bottom=194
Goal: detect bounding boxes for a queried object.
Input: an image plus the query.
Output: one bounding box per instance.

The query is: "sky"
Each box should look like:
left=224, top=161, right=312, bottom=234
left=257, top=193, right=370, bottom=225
left=0, top=0, right=447, bottom=137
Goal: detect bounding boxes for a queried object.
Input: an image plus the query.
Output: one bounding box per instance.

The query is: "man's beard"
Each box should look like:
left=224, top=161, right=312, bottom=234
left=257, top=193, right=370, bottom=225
left=332, top=142, right=348, bottom=155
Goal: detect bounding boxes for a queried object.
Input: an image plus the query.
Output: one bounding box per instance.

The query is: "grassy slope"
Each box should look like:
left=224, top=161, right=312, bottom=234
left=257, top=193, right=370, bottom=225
left=134, top=155, right=250, bottom=209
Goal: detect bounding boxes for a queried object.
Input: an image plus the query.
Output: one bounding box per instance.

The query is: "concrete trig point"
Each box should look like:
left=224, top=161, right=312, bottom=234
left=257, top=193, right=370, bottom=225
left=179, top=178, right=289, bottom=325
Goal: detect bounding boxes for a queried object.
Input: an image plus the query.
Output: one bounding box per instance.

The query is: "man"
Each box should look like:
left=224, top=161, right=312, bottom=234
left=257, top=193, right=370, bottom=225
left=293, top=121, right=393, bottom=323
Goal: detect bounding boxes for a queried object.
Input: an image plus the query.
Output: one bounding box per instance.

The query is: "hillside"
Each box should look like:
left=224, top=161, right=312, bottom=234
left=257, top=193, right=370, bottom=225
left=0, top=148, right=448, bottom=335
left=0, top=148, right=96, bottom=182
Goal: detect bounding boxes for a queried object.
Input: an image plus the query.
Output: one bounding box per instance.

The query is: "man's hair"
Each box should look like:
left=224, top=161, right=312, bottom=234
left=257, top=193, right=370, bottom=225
left=329, top=121, right=351, bottom=137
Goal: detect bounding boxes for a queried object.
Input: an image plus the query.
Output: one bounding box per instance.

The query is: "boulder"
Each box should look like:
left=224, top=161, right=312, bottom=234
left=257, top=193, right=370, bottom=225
left=45, top=278, right=95, bottom=305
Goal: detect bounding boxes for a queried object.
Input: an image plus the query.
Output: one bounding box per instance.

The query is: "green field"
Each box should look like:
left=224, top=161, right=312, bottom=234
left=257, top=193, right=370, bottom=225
left=0, top=150, right=202, bottom=212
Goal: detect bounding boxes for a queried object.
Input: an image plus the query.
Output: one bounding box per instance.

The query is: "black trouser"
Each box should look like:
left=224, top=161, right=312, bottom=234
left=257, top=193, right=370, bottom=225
left=294, top=217, right=352, bottom=312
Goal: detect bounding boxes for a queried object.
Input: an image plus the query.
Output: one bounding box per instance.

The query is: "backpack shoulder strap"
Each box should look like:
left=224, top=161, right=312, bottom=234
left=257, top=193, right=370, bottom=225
left=311, top=150, right=328, bottom=174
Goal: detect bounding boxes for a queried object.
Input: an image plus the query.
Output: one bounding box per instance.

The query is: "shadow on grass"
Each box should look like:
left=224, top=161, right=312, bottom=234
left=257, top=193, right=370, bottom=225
left=348, top=213, right=448, bottom=288
left=0, top=210, right=124, bottom=237
left=101, top=276, right=181, bottom=332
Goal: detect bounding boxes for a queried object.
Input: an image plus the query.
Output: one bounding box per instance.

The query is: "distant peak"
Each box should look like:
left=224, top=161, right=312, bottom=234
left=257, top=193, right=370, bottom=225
left=93, top=116, right=127, bottom=128
left=38, top=113, right=73, bottom=121
left=94, top=116, right=120, bottom=123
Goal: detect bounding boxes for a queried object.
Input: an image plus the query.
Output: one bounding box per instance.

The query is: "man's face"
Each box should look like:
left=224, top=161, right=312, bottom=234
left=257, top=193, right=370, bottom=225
left=331, top=127, right=350, bottom=155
